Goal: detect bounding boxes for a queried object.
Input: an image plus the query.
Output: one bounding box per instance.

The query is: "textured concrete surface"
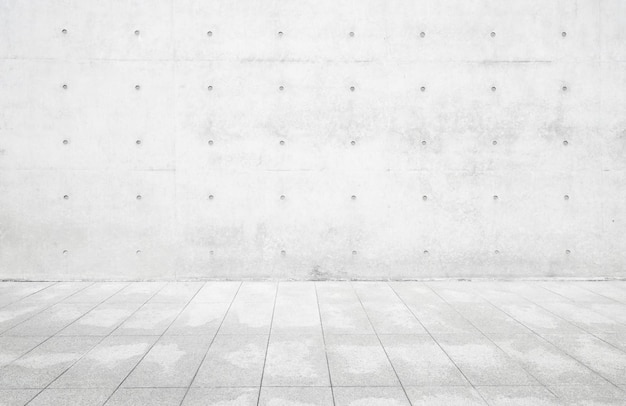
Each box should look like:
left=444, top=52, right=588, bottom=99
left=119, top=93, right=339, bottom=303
left=1, top=281, right=626, bottom=405
left=0, top=1, right=625, bottom=280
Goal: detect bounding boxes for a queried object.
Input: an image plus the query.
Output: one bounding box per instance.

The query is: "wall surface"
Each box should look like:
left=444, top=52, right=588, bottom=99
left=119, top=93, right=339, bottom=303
left=0, top=0, right=625, bottom=280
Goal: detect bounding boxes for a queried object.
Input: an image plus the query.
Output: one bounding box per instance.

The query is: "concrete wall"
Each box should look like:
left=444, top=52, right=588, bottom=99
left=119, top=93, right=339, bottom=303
left=0, top=0, right=625, bottom=280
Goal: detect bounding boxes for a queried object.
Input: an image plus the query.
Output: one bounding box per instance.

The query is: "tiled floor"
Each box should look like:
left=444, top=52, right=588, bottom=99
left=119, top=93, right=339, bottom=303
left=0, top=281, right=625, bottom=405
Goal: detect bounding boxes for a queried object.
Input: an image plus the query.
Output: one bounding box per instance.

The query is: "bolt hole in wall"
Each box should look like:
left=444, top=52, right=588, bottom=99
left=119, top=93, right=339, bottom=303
left=0, top=2, right=624, bottom=281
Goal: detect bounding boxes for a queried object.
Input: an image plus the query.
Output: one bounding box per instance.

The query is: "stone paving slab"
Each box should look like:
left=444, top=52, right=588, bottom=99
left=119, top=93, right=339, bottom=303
left=0, top=281, right=624, bottom=405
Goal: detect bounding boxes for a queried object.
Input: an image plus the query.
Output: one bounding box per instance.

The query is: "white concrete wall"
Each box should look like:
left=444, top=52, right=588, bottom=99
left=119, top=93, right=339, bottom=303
left=0, top=0, right=624, bottom=280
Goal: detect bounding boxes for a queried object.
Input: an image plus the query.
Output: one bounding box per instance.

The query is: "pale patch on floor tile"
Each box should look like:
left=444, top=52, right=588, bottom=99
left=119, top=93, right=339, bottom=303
left=106, top=388, right=186, bottom=406
left=259, top=387, right=333, bottom=406
left=0, top=389, right=39, bottom=406
left=263, top=334, right=329, bottom=386
left=326, top=334, right=399, bottom=386
left=405, top=386, right=487, bottom=406
left=193, top=335, right=267, bottom=387
left=182, top=387, right=258, bottom=405
left=477, top=386, right=560, bottom=406
left=334, top=387, right=410, bottom=406
left=28, top=388, right=112, bottom=406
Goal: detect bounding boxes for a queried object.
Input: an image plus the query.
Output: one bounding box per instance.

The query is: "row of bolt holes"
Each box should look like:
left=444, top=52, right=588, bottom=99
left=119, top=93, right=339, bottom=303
left=62, top=194, right=572, bottom=201
left=60, top=139, right=571, bottom=146
left=61, top=29, right=569, bottom=38
left=60, top=84, right=571, bottom=93
left=61, top=249, right=573, bottom=256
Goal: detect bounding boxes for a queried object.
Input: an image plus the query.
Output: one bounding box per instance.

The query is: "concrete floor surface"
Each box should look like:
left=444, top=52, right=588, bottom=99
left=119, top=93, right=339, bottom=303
left=0, top=280, right=625, bottom=405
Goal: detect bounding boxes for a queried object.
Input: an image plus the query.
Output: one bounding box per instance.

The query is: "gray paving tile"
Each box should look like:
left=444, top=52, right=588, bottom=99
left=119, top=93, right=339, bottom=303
left=353, top=282, right=402, bottom=302
left=60, top=283, right=128, bottom=304
left=272, top=283, right=321, bottom=334
left=596, top=333, right=626, bottom=352
left=166, top=302, right=230, bottom=336
left=436, top=333, right=539, bottom=386
left=541, top=334, right=626, bottom=385
left=192, top=281, right=241, bottom=303
left=123, top=335, right=210, bottom=388
left=490, top=333, right=606, bottom=385
left=234, top=282, right=277, bottom=303
left=390, top=282, right=446, bottom=306
left=148, top=282, right=204, bottom=303
left=334, top=387, right=410, bottom=406
left=271, top=300, right=322, bottom=334
left=494, top=302, right=584, bottom=335
left=477, top=386, right=560, bottom=406
left=319, top=302, right=374, bottom=334
left=113, top=303, right=185, bottom=335
left=263, top=334, right=330, bottom=386
left=259, top=387, right=333, bottom=406
left=360, top=300, right=427, bottom=334
left=218, top=300, right=274, bottom=335
left=0, top=283, right=53, bottom=308
left=51, top=335, right=157, bottom=389
left=58, top=302, right=143, bottom=336
left=405, top=386, right=487, bottom=406
left=3, top=303, right=94, bottom=336
left=0, top=302, right=52, bottom=333
left=0, top=336, right=48, bottom=367
left=0, top=389, right=39, bottom=406
left=182, top=387, right=258, bottom=406
left=106, top=282, right=166, bottom=303
left=18, top=282, right=93, bottom=306
left=326, top=334, right=399, bottom=386
left=192, top=334, right=267, bottom=387
left=426, top=282, right=487, bottom=304
left=549, top=384, right=626, bottom=405
left=539, top=282, right=616, bottom=304
left=28, top=388, right=112, bottom=406
left=451, top=303, right=531, bottom=335
left=379, top=334, right=468, bottom=386
left=316, top=282, right=361, bottom=304
left=587, top=303, right=626, bottom=324
left=404, top=302, right=481, bottom=336
left=576, top=282, right=626, bottom=304
left=105, top=388, right=186, bottom=406
left=0, top=336, right=101, bottom=388
left=539, top=301, right=626, bottom=335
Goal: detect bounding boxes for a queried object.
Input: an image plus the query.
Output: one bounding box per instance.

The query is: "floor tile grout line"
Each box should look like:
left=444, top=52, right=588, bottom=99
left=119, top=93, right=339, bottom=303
left=177, top=281, right=243, bottom=406
left=3, top=283, right=131, bottom=340
left=387, top=282, right=490, bottom=406
left=536, top=281, right=626, bottom=306
left=256, top=282, right=280, bottom=406
left=0, top=282, right=98, bottom=368
left=574, top=283, right=626, bottom=306
left=313, top=281, right=336, bottom=406
left=423, top=282, right=568, bottom=398
left=470, top=287, right=624, bottom=392
left=535, top=283, right=626, bottom=328
left=494, top=286, right=626, bottom=387
left=51, top=283, right=132, bottom=336
left=350, top=282, right=414, bottom=406
left=505, top=284, right=626, bottom=356
left=0, top=282, right=97, bottom=336
left=101, top=282, right=207, bottom=405
left=22, top=282, right=158, bottom=405
left=0, top=282, right=58, bottom=311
